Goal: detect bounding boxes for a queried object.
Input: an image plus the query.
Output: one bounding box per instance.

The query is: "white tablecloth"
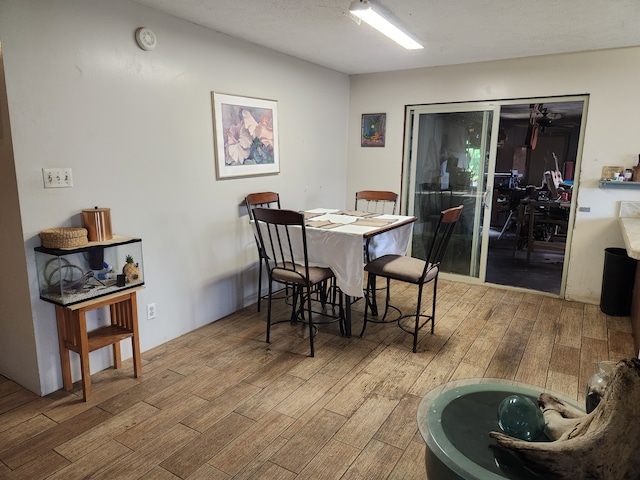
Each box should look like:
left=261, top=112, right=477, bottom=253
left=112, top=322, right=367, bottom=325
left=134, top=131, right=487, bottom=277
left=300, top=208, right=414, bottom=297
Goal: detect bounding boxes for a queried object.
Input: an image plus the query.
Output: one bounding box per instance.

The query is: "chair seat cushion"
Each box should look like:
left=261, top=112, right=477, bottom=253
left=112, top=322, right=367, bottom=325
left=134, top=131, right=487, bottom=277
left=273, top=262, right=334, bottom=285
left=364, top=254, right=438, bottom=284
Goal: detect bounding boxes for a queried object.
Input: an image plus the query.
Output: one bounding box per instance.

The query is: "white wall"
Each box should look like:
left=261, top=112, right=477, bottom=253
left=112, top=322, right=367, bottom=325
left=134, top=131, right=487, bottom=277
left=348, top=48, right=640, bottom=304
left=0, top=0, right=349, bottom=395
left=0, top=42, right=41, bottom=394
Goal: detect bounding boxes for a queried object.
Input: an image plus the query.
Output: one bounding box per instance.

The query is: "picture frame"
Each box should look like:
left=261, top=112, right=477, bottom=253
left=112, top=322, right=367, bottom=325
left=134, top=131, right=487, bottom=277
left=212, top=92, right=280, bottom=179
left=361, top=113, right=386, bottom=147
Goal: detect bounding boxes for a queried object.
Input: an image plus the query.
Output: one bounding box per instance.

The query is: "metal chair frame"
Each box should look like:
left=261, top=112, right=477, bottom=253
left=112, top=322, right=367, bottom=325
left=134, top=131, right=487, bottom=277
left=253, top=207, right=343, bottom=357
left=245, top=192, right=281, bottom=312
left=361, top=205, right=463, bottom=352
left=355, top=190, right=399, bottom=315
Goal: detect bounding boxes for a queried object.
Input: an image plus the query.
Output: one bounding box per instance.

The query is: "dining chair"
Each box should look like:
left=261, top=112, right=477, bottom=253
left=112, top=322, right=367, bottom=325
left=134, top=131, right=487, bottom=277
left=354, top=190, right=400, bottom=318
left=245, top=192, right=281, bottom=312
left=355, top=190, right=398, bottom=214
left=360, top=205, right=463, bottom=352
left=252, top=207, right=343, bottom=357
left=355, top=189, right=399, bottom=269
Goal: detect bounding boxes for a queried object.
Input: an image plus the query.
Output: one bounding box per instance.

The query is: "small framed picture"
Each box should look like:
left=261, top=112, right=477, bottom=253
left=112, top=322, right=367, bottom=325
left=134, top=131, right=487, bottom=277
left=361, top=113, right=386, bottom=147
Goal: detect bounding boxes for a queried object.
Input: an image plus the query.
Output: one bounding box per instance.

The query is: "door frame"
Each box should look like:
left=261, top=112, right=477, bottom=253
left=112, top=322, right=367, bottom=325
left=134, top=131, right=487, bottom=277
left=401, top=95, right=589, bottom=296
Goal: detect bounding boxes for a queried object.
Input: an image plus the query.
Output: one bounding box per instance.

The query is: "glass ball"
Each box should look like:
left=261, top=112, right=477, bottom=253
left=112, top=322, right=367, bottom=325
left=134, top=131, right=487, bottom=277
left=497, top=395, right=545, bottom=441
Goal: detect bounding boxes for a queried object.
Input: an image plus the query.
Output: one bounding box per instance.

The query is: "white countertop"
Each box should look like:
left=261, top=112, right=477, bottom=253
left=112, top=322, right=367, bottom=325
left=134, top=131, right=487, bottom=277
left=619, top=218, right=640, bottom=260
left=619, top=201, right=640, bottom=260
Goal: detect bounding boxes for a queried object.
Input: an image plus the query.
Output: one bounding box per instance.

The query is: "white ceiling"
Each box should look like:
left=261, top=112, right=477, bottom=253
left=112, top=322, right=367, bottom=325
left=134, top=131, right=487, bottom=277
left=131, top=0, right=640, bottom=75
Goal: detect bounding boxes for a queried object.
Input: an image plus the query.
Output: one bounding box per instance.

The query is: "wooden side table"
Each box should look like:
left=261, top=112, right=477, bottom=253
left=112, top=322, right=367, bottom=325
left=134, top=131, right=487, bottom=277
left=54, top=287, right=143, bottom=401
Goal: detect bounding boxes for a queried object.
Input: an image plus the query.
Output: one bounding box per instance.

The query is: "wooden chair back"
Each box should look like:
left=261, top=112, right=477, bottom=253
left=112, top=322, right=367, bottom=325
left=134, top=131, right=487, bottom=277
left=245, top=192, right=281, bottom=219
left=355, top=190, right=398, bottom=214
left=422, top=205, right=463, bottom=280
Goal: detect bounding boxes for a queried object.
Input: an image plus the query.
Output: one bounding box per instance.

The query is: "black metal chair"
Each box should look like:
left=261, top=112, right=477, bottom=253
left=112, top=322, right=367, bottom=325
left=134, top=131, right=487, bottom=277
left=360, top=205, right=463, bottom=352
left=252, top=207, right=343, bottom=357
left=245, top=192, right=280, bottom=311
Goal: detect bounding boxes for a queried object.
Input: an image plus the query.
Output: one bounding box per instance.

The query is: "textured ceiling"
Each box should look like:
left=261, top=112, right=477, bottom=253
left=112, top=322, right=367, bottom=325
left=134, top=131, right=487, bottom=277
left=131, top=0, right=640, bottom=74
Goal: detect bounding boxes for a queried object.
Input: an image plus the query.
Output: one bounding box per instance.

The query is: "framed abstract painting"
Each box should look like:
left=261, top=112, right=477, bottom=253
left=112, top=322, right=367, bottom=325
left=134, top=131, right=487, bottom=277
left=361, top=113, right=386, bottom=147
left=212, top=92, right=280, bottom=179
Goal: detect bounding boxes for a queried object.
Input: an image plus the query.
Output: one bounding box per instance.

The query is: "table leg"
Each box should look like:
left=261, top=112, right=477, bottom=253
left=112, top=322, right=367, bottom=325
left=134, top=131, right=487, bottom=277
left=76, top=309, right=92, bottom=401
left=129, top=293, right=142, bottom=378
left=109, top=303, right=123, bottom=369
left=112, top=342, right=122, bottom=369
left=55, top=306, right=73, bottom=391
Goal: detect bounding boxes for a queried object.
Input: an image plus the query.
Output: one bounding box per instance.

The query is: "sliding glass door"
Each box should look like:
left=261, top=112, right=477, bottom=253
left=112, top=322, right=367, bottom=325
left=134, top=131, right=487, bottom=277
left=401, top=97, right=586, bottom=294
left=401, top=103, right=500, bottom=280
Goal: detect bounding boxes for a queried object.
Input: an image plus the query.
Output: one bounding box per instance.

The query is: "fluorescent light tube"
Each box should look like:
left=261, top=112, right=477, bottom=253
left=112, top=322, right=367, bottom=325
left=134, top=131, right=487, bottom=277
left=349, top=0, right=423, bottom=50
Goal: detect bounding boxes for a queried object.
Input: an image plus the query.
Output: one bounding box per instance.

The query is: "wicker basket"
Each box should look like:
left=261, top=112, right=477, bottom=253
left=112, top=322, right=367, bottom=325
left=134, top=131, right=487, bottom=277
left=40, top=227, right=89, bottom=249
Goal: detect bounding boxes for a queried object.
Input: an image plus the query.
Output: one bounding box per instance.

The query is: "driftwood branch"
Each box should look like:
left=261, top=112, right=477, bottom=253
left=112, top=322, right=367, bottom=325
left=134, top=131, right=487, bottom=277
left=489, top=358, right=640, bottom=479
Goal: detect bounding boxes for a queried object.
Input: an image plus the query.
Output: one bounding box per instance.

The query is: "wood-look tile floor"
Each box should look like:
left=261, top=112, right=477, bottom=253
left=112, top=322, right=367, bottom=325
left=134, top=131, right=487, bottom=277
left=0, top=280, right=636, bottom=479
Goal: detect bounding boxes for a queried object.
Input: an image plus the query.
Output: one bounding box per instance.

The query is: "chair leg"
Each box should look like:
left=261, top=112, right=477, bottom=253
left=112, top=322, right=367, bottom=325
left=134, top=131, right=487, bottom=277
left=362, top=275, right=396, bottom=338
left=306, top=286, right=315, bottom=357
left=319, top=280, right=328, bottom=307
left=326, top=279, right=344, bottom=335
left=257, top=256, right=263, bottom=312
left=413, top=283, right=424, bottom=353
left=410, top=277, right=438, bottom=353
left=360, top=273, right=374, bottom=337
left=266, top=279, right=273, bottom=344
left=331, top=278, right=337, bottom=307
left=382, top=277, right=392, bottom=319
left=291, top=286, right=301, bottom=323
left=431, top=275, right=438, bottom=334
left=369, top=273, right=379, bottom=316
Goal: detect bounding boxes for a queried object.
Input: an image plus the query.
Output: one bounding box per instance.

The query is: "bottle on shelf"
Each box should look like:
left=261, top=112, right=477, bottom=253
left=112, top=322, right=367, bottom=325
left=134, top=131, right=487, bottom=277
left=633, top=154, right=640, bottom=182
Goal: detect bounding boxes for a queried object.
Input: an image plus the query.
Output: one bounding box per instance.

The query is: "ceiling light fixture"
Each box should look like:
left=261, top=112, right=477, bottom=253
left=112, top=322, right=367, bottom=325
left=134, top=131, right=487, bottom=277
left=349, top=0, right=423, bottom=50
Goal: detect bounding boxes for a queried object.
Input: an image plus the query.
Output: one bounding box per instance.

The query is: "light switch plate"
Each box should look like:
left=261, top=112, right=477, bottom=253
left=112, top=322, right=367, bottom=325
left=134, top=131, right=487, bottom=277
left=43, top=168, right=73, bottom=188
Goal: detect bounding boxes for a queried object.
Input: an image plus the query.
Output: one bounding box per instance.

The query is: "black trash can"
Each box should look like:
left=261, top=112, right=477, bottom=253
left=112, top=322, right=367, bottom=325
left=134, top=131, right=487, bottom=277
left=600, top=247, right=637, bottom=316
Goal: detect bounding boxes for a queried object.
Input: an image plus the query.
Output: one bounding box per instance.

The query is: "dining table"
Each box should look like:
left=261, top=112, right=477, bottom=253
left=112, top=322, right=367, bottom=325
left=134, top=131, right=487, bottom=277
left=302, top=208, right=417, bottom=336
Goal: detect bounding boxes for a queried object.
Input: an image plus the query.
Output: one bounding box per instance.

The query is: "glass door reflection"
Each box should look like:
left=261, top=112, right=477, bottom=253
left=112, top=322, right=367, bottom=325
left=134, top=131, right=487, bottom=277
left=402, top=105, right=498, bottom=279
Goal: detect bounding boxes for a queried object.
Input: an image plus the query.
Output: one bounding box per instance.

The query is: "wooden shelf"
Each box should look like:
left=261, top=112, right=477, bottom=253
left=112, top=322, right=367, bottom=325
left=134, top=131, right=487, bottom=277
left=87, top=325, right=134, bottom=351
left=599, top=181, right=640, bottom=189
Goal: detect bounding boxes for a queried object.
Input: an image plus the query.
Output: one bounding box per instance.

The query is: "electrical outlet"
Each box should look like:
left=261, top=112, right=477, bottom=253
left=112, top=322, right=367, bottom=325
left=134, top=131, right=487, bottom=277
left=147, top=303, right=156, bottom=320
left=42, top=168, right=73, bottom=188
